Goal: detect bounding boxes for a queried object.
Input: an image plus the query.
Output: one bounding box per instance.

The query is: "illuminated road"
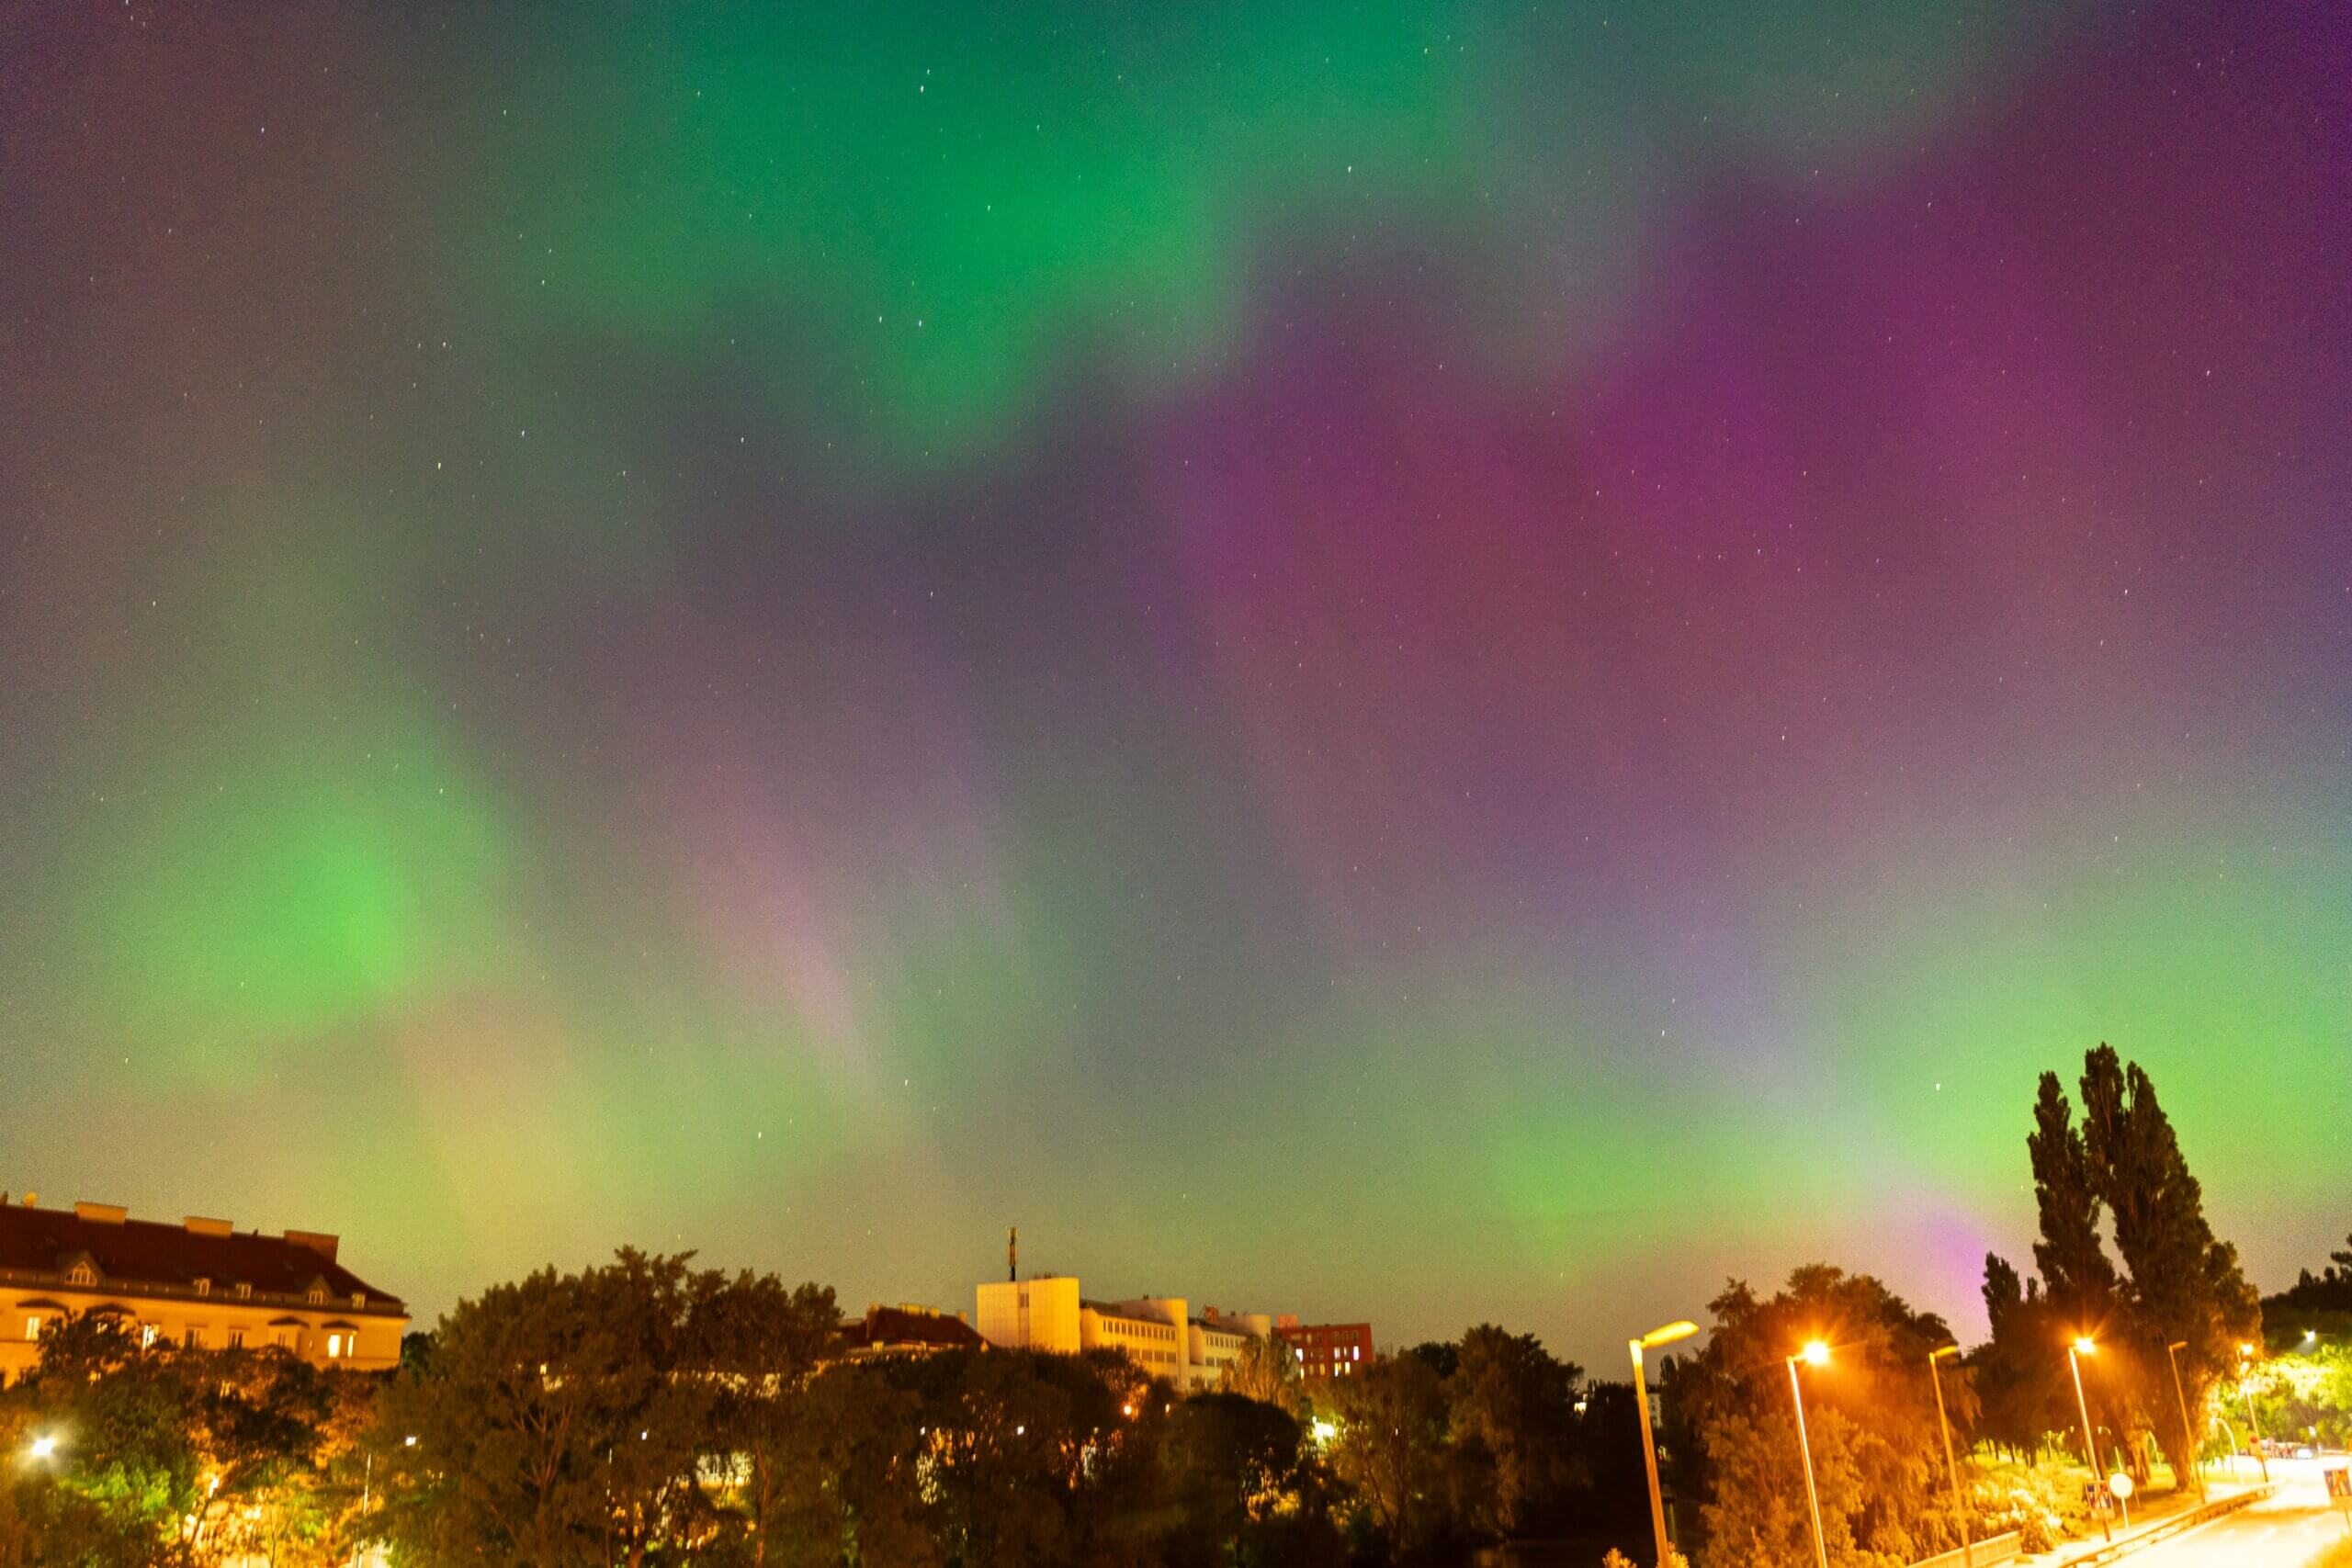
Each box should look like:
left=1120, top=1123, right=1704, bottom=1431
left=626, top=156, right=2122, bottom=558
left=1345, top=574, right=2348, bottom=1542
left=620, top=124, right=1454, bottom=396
left=2123, top=1462, right=2347, bottom=1567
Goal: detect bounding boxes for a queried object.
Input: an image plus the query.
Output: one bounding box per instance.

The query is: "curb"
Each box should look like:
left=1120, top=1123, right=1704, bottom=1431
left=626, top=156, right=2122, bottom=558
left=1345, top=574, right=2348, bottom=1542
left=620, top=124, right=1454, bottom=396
left=2063, top=1485, right=2277, bottom=1566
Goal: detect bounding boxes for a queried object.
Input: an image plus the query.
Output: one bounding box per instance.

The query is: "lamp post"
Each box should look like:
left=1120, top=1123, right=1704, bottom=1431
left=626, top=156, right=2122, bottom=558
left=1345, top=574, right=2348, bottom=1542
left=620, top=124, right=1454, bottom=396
left=2163, top=1340, right=2205, bottom=1504
left=1631, top=1320, right=1699, bottom=1568
left=2237, top=1346, right=2269, bottom=1484
left=1786, top=1340, right=1832, bottom=1568
left=2067, top=1337, right=2112, bottom=1543
left=1928, top=1345, right=1973, bottom=1568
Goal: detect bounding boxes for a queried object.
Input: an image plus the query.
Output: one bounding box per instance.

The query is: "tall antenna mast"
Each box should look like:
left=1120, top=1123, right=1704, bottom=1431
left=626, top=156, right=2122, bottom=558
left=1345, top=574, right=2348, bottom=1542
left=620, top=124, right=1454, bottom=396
left=1008, top=1225, right=1018, bottom=1282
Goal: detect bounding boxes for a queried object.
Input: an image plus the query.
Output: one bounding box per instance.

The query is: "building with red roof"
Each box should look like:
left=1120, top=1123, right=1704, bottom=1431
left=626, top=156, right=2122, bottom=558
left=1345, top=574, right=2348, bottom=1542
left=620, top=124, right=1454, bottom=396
left=0, top=1193, right=407, bottom=1380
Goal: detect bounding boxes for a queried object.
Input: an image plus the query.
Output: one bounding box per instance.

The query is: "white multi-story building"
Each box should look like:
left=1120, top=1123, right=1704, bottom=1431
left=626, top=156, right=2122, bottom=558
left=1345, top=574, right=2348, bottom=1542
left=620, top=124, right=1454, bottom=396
left=976, top=1274, right=1274, bottom=1390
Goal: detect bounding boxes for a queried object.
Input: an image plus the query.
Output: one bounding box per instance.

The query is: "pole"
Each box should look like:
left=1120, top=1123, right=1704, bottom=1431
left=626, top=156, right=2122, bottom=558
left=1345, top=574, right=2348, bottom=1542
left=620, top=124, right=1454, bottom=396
left=1930, top=1350, right=1973, bottom=1568
left=2240, top=1377, right=2269, bottom=1484
left=353, top=1450, right=372, bottom=1568
left=1633, top=1340, right=1673, bottom=1568
left=2164, top=1342, right=2205, bottom=1504
left=2068, top=1347, right=2112, bottom=1543
left=1788, top=1357, right=1830, bottom=1568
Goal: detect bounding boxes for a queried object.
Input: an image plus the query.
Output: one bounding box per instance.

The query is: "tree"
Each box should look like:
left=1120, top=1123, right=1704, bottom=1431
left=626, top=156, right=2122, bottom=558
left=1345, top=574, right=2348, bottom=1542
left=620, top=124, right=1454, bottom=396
left=1973, top=1255, right=2069, bottom=1460
left=373, top=1249, right=718, bottom=1567
left=1221, top=1332, right=1302, bottom=1411
left=1156, top=1392, right=1341, bottom=1568
left=2263, top=1227, right=2352, bottom=1333
left=1450, top=1324, right=1582, bottom=1535
left=744, top=1359, right=936, bottom=1568
left=868, top=1345, right=1141, bottom=1568
left=2024, top=1066, right=2146, bottom=1476
left=0, top=1310, right=352, bottom=1565
left=2028, top=1074, right=2119, bottom=1333
left=1681, top=1267, right=1974, bottom=1568
left=2075, top=1043, right=2261, bottom=1487
left=1325, top=1352, right=1454, bottom=1556
left=686, top=1270, right=840, bottom=1563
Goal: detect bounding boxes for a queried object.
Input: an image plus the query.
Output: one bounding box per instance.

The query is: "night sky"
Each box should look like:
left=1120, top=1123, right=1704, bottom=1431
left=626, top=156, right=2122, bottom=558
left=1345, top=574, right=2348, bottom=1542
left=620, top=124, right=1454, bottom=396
left=3, top=2, right=2346, bottom=1372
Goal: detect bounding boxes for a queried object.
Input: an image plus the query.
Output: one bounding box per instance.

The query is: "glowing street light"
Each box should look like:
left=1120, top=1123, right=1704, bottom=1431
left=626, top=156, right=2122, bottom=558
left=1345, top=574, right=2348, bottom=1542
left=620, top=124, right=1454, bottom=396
left=1786, top=1341, right=1832, bottom=1568
left=1630, top=1320, right=1699, bottom=1568
left=28, top=1435, right=56, bottom=1461
left=2163, top=1340, right=2205, bottom=1505
left=2236, top=1346, right=2269, bottom=1484
left=2067, top=1337, right=2112, bottom=1543
left=1928, top=1346, right=1973, bottom=1568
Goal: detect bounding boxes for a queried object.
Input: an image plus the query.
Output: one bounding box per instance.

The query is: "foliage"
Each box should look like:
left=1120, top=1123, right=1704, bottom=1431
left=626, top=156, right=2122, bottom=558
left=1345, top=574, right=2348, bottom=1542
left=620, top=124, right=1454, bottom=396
left=1450, top=1324, right=1584, bottom=1535
left=1973, top=1256, right=2073, bottom=1460
left=1155, top=1392, right=1343, bottom=1568
left=1325, top=1351, right=1457, bottom=1557
left=1680, top=1266, right=1973, bottom=1568
left=0, top=1309, right=360, bottom=1566
left=1977, top=1047, right=2258, bottom=1493
left=2076, top=1044, right=2262, bottom=1483
left=1601, top=1551, right=1690, bottom=1568
left=2242, top=1341, right=2352, bottom=1450
left=1220, top=1333, right=1302, bottom=1412
left=371, top=1248, right=722, bottom=1566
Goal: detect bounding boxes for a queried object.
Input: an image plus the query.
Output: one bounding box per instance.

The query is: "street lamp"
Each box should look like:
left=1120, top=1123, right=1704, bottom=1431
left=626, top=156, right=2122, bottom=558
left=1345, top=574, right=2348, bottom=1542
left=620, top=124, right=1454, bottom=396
left=1928, top=1345, right=1973, bottom=1568
left=2163, top=1340, right=2205, bottom=1504
left=1786, top=1340, right=1832, bottom=1568
left=2237, top=1346, right=2269, bottom=1484
left=2066, top=1337, right=2112, bottom=1543
left=27, top=1435, right=55, bottom=1461
left=1631, top=1320, right=1699, bottom=1568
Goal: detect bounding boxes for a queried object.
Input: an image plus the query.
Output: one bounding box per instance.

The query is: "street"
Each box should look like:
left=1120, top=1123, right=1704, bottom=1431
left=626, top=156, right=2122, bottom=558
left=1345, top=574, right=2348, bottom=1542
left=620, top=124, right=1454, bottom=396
left=2124, top=1461, right=2349, bottom=1567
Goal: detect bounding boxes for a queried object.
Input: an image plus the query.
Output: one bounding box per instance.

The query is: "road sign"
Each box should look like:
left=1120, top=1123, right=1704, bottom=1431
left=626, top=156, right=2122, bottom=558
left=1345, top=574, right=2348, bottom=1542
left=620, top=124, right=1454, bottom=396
left=2108, top=1472, right=2134, bottom=1500
left=2326, top=1467, right=2349, bottom=1500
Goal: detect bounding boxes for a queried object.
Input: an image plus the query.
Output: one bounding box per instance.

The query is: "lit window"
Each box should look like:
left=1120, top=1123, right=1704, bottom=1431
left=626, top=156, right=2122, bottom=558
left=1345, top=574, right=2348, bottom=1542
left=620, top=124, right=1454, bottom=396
left=22, top=1315, right=40, bottom=1341
left=327, top=1334, right=344, bottom=1358
left=140, top=1324, right=159, bottom=1348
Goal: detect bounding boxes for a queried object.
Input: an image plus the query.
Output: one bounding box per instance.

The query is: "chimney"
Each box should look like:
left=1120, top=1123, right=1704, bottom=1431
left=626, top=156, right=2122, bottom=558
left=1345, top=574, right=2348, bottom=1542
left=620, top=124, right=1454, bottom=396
left=184, top=1216, right=233, bottom=1237
left=284, top=1230, right=341, bottom=1261
left=74, top=1201, right=129, bottom=1224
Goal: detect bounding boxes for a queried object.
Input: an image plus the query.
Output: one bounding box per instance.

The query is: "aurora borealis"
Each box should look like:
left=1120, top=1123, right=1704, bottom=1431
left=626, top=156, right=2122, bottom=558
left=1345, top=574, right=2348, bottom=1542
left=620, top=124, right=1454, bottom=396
left=2, top=1, right=2346, bottom=1369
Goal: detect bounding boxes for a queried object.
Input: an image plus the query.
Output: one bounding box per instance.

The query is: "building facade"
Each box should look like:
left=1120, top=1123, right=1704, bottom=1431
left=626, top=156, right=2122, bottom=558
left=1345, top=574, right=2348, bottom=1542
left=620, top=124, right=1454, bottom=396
left=0, top=1196, right=408, bottom=1381
left=839, top=1301, right=989, bottom=1359
left=1280, top=1319, right=1374, bottom=1381
left=975, top=1276, right=1276, bottom=1390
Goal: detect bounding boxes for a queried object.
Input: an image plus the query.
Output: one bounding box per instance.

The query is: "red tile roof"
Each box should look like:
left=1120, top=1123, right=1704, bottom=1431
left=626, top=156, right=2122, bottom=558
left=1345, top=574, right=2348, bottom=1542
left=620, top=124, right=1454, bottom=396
left=840, top=1304, right=986, bottom=1353
left=0, top=1203, right=402, bottom=1314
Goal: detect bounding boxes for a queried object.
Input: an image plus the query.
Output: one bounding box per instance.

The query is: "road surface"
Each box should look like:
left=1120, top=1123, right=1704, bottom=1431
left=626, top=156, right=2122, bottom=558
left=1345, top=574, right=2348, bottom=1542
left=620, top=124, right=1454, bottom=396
left=2125, top=1461, right=2348, bottom=1567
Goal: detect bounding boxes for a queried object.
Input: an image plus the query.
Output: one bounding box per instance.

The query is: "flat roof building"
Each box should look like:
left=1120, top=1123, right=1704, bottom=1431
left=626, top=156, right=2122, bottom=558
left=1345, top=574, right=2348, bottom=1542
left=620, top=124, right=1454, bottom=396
left=976, top=1275, right=1276, bottom=1391
left=0, top=1194, right=407, bottom=1380
left=1280, top=1320, right=1373, bottom=1381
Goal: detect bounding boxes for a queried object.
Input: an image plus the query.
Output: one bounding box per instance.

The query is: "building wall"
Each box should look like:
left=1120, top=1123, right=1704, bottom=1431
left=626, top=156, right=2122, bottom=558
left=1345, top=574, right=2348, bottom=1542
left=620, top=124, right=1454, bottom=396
left=1284, top=1321, right=1374, bottom=1380
left=3, top=1288, right=401, bottom=1382
left=1080, top=1300, right=1185, bottom=1377
left=976, top=1278, right=1294, bottom=1390
left=975, top=1275, right=1081, bottom=1353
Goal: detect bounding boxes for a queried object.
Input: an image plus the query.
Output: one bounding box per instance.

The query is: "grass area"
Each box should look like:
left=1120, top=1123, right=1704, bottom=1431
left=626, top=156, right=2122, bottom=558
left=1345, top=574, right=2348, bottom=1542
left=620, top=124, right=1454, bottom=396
left=2303, top=1537, right=2352, bottom=1568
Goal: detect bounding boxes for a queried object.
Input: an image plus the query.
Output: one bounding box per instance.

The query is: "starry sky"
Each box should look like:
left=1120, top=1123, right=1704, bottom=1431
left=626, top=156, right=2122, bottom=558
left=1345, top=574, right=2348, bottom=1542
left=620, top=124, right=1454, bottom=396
left=2, top=1, right=2346, bottom=1371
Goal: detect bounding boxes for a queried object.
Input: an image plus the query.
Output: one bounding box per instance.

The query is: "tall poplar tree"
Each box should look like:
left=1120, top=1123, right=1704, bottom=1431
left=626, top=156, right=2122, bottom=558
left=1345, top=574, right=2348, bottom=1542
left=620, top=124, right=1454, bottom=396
left=2076, top=1044, right=2260, bottom=1486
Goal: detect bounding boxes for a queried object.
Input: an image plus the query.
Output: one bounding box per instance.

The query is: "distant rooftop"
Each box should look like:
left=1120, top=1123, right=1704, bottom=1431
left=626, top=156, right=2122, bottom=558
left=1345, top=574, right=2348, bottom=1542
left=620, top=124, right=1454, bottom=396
left=0, top=1197, right=403, bottom=1314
